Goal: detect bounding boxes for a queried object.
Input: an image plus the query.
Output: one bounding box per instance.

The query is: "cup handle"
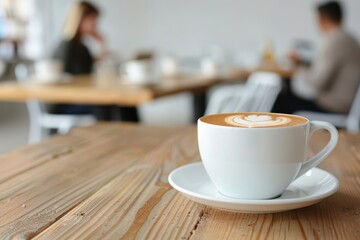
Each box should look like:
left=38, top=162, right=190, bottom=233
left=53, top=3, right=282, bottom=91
left=294, top=121, right=338, bottom=179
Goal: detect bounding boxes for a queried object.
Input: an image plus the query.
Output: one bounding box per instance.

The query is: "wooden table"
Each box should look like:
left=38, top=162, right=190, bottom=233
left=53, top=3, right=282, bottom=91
left=0, top=75, right=223, bottom=106
left=0, top=75, right=222, bottom=122
left=0, top=124, right=359, bottom=239
left=0, top=66, right=293, bottom=122
left=229, top=65, right=294, bottom=80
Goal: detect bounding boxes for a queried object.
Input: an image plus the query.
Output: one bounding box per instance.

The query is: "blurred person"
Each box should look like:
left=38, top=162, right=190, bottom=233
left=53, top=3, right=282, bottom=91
left=51, top=1, right=106, bottom=115
left=54, top=0, right=106, bottom=75
left=273, top=1, right=360, bottom=114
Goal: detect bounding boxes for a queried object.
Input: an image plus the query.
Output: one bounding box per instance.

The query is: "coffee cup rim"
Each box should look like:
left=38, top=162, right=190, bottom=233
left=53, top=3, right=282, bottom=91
left=198, top=112, right=309, bottom=130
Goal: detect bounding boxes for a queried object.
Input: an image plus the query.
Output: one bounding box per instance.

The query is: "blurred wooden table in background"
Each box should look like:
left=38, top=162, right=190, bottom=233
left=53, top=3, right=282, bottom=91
left=0, top=123, right=359, bottom=239
left=0, top=66, right=293, bottom=105
left=229, top=65, right=294, bottom=80
left=0, top=74, right=233, bottom=122
left=0, top=67, right=294, bottom=122
left=0, top=75, right=224, bottom=106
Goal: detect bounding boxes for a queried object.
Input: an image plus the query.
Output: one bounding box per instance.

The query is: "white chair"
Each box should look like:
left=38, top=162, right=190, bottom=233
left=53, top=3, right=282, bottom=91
left=206, top=72, right=282, bottom=114
left=15, top=64, right=96, bottom=143
left=296, top=84, right=360, bottom=133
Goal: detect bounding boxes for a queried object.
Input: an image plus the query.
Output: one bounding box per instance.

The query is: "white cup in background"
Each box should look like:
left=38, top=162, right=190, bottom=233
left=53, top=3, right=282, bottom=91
left=34, top=60, right=64, bottom=84
left=201, top=58, right=221, bottom=77
left=120, top=60, right=152, bottom=83
left=161, top=57, right=180, bottom=77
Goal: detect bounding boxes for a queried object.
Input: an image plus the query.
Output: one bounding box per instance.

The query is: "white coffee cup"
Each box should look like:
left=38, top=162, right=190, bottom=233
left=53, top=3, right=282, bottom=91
left=198, top=113, right=338, bottom=199
left=120, top=60, right=151, bottom=83
left=34, top=59, right=64, bottom=83
left=161, top=57, right=180, bottom=77
left=201, top=58, right=221, bottom=77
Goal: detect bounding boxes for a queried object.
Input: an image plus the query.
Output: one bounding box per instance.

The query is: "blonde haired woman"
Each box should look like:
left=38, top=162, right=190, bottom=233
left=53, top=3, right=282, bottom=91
left=54, top=1, right=105, bottom=75
left=52, top=1, right=106, bottom=115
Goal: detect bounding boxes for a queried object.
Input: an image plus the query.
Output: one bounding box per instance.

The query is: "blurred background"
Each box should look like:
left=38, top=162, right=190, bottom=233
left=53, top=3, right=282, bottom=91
left=1, top=0, right=360, bottom=60
left=0, top=0, right=359, bottom=152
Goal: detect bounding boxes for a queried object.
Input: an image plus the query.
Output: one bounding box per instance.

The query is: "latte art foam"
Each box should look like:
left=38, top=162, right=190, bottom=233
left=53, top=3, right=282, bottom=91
left=225, top=114, right=291, bottom=128
left=201, top=112, right=309, bottom=128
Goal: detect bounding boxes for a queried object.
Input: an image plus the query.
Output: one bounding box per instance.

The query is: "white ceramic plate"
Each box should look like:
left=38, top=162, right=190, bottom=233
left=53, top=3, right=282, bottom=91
left=168, top=162, right=339, bottom=213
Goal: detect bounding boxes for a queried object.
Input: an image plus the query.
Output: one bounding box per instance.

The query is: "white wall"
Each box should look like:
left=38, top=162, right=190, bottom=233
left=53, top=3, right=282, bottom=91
left=47, top=0, right=360, bottom=59
left=40, top=0, right=360, bottom=125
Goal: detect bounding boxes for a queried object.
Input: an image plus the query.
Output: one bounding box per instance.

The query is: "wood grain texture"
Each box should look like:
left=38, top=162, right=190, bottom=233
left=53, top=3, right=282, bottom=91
left=0, top=125, right=120, bottom=184
left=0, top=124, right=358, bottom=240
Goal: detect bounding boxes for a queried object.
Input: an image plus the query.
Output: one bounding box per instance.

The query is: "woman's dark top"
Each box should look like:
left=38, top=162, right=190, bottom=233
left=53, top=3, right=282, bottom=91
left=50, top=39, right=94, bottom=115
left=53, top=39, right=93, bottom=75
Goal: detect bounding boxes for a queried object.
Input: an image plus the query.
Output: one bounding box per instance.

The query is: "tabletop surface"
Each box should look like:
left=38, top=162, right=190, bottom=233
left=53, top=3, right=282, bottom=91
left=0, top=75, right=222, bottom=106
left=1, top=123, right=356, bottom=240
left=0, top=66, right=293, bottom=106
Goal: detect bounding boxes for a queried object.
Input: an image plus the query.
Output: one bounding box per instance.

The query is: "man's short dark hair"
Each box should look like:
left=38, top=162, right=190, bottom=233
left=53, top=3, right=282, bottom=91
left=317, top=1, right=343, bottom=23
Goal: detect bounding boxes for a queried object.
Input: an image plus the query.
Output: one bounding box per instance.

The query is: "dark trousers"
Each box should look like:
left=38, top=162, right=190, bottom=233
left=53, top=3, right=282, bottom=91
left=50, top=104, right=139, bottom=122
left=272, top=92, right=329, bottom=114
left=49, top=104, right=93, bottom=115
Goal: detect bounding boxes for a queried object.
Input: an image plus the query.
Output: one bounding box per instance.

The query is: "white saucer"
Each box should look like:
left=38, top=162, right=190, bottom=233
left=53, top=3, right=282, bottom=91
left=168, top=162, right=339, bottom=213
